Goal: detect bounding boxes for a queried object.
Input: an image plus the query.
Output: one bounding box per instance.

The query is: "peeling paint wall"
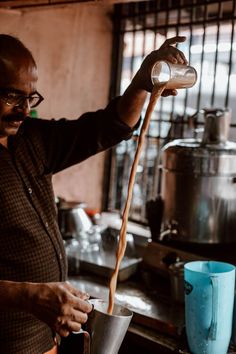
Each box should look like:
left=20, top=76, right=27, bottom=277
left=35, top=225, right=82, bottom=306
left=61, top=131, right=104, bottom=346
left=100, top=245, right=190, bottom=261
left=0, top=3, right=114, bottom=210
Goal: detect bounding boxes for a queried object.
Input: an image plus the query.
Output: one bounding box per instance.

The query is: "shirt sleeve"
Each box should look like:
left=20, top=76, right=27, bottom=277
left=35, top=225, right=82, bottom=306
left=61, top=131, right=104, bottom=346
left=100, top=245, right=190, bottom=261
left=22, top=97, right=140, bottom=174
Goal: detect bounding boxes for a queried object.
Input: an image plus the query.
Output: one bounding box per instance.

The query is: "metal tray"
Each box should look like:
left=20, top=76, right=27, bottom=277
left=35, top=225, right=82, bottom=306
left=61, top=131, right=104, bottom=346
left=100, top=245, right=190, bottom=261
left=79, top=249, right=142, bottom=282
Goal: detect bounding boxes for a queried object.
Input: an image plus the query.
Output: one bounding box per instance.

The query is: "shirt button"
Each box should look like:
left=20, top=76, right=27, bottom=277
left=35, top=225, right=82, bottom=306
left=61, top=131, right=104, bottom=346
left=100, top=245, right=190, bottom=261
left=28, top=187, right=33, bottom=194
left=45, top=222, right=49, bottom=228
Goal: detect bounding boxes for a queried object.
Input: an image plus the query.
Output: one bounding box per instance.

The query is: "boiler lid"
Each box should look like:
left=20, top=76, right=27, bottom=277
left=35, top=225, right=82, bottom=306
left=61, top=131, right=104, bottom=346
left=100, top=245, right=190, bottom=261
left=162, top=138, right=236, bottom=175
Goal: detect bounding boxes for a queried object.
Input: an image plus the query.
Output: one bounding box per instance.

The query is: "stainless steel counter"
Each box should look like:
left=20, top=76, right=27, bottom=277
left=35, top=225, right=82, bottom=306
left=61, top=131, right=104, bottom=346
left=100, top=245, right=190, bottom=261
left=69, top=274, right=184, bottom=335
left=68, top=273, right=236, bottom=354
left=67, top=215, right=236, bottom=353
left=68, top=273, right=186, bottom=353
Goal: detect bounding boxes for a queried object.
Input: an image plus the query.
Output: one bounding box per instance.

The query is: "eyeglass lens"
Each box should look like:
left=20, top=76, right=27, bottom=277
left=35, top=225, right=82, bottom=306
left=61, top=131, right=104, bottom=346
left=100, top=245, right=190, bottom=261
left=0, top=90, right=44, bottom=108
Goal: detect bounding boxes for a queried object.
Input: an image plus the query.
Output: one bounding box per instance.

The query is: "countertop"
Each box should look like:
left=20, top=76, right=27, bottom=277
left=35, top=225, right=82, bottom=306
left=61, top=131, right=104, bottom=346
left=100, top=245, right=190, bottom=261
left=67, top=213, right=236, bottom=353
left=68, top=272, right=236, bottom=353
left=68, top=272, right=188, bottom=353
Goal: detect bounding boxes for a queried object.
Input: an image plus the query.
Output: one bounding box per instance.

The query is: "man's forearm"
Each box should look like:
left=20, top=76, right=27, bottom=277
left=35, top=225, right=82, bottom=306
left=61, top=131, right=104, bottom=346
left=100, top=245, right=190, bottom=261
left=0, top=280, right=92, bottom=337
left=0, top=280, right=29, bottom=311
left=116, top=75, right=147, bottom=128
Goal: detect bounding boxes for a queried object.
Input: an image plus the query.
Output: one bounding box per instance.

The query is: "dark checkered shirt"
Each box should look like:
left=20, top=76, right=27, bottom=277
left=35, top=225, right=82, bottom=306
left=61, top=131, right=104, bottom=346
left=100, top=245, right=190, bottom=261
left=0, top=98, right=136, bottom=353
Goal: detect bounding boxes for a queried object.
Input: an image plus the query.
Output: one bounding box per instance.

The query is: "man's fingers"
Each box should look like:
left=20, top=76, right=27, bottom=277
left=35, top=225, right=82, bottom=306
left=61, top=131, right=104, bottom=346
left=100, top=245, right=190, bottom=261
left=65, top=282, right=90, bottom=301
left=160, top=36, right=186, bottom=48
left=72, top=297, right=93, bottom=313
left=176, top=51, right=188, bottom=64
left=67, top=320, right=82, bottom=333
left=161, top=50, right=187, bottom=65
left=55, top=309, right=88, bottom=336
left=58, top=321, right=82, bottom=336
left=58, top=327, right=70, bottom=337
left=72, top=288, right=90, bottom=301
left=170, top=51, right=188, bottom=65
left=161, top=89, right=178, bottom=97
left=71, top=309, right=88, bottom=324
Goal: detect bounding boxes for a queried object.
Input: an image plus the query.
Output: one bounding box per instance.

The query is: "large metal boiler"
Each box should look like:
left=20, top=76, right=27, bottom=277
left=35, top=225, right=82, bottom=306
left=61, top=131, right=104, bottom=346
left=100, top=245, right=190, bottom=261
left=160, top=108, right=236, bottom=243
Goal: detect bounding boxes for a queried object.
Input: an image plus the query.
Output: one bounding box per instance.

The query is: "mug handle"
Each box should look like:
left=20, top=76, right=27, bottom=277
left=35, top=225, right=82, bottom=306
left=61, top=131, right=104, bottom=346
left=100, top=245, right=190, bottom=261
left=208, top=276, right=218, bottom=341
left=72, top=329, right=90, bottom=354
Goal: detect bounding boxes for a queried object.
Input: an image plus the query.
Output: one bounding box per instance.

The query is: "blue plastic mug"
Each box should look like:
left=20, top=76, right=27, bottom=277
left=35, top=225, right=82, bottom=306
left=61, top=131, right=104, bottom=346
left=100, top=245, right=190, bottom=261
left=184, top=261, right=235, bottom=354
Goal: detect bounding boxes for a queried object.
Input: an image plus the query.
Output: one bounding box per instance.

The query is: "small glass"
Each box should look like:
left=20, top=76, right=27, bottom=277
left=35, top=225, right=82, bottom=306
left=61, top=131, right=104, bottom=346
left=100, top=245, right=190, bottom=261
left=151, top=60, right=197, bottom=89
left=64, top=237, right=80, bottom=275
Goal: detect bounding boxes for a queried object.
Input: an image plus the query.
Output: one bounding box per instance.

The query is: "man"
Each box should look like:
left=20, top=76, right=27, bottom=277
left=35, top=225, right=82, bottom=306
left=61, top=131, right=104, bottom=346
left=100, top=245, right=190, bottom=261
left=0, top=34, right=187, bottom=353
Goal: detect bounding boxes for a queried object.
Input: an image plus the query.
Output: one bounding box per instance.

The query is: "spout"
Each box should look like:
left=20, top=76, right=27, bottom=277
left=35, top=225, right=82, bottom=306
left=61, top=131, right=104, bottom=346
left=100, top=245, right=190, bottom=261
left=159, top=228, right=178, bottom=241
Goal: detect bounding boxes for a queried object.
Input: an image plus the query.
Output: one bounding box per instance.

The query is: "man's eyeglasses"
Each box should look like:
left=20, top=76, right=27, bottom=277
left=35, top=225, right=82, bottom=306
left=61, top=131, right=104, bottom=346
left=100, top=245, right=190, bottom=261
left=0, top=89, right=44, bottom=108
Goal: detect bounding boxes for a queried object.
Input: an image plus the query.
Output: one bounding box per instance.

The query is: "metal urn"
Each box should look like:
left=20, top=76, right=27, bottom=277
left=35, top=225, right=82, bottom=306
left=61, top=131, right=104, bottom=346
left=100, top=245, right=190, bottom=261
left=160, top=108, right=236, bottom=243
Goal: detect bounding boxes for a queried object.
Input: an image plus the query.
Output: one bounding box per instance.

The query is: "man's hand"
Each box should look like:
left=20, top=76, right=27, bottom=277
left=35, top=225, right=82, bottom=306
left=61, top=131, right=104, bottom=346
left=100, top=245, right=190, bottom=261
left=133, top=36, right=188, bottom=95
left=117, top=36, right=188, bottom=128
left=26, top=281, right=92, bottom=337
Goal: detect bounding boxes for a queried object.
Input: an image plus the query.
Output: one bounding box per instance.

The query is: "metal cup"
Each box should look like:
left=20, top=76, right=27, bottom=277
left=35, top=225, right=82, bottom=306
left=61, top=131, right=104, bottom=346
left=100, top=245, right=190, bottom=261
left=82, top=298, right=133, bottom=354
left=151, top=60, right=197, bottom=89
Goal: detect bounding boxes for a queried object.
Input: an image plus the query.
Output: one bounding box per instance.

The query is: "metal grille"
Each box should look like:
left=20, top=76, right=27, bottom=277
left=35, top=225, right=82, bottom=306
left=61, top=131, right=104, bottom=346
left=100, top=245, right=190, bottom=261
left=107, top=0, right=236, bottom=223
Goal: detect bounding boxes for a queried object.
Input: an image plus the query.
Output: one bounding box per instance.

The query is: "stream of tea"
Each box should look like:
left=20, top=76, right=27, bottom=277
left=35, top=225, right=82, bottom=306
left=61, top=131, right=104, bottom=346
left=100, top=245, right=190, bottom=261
left=108, top=83, right=167, bottom=314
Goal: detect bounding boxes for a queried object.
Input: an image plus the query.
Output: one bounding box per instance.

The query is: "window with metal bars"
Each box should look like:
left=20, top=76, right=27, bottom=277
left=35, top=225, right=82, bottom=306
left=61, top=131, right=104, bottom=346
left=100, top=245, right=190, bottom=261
left=107, top=0, right=236, bottom=224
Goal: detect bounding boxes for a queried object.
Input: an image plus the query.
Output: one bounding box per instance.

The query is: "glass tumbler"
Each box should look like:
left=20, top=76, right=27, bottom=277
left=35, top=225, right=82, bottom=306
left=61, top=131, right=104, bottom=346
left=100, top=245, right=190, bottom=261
left=151, top=60, right=197, bottom=89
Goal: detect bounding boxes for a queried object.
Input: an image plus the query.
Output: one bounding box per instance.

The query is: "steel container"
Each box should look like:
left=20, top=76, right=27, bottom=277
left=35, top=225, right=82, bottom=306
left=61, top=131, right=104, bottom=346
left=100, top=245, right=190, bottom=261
left=160, top=109, right=236, bottom=243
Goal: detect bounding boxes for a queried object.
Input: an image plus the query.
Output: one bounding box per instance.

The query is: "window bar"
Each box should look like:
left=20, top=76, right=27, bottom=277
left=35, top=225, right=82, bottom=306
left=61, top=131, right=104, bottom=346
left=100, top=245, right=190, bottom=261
left=196, top=0, right=208, bottom=112
left=191, top=2, right=199, bottom=140
left=156, top=2, right=171, bottom=198
left=176, top=0, right=186, bottom=138
left=152, top=1, right=163, bottom=197
left=119, top=11, right=236, bottom=35
left=116, top=0, right=232, bottom=21
left=153, top=1, right=159, bottom=49
left=119, top=4, right=137, bottom=212
left=225, top=0, right=236, bottom=107
left=158, top=2, right=170, bottom=137
left=106, top=5, right=124, bottom=211
left=110, top=5, right=125, bottom=99
left=140, top=8, right=150, bottom=220
left=211, top=1, right=222, bottom=106
left=183, top=1, right=195, bottom=133
left=168, top=0, right=178, bottom=116
left=129, top=4, right=137, bottom=81
left=169, top=15, right=179, bottom=124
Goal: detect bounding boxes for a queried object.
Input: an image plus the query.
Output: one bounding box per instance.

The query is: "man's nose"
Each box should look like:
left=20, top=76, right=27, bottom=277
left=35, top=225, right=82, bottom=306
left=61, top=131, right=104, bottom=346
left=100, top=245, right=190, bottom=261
left=15, top=98, right=31, bottom=115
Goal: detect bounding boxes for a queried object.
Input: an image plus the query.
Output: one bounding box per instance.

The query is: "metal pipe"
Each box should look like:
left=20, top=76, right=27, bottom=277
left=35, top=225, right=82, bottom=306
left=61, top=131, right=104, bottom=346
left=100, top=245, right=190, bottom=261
left=225, top=0, right=236, bottom=107
left=211, top=1, right=222, bottom=105
left=196, top=0, right=208, bottom=112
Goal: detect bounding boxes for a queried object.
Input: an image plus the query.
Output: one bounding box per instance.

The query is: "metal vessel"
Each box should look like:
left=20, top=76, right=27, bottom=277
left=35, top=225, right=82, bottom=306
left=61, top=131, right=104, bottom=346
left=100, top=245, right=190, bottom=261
left=160, top=108, right=236, bottom=243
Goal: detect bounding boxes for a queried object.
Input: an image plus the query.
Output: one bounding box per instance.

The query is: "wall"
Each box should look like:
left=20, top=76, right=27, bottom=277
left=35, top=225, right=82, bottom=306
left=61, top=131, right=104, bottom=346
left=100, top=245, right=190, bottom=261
left=0, top=3, right=114, bottom=210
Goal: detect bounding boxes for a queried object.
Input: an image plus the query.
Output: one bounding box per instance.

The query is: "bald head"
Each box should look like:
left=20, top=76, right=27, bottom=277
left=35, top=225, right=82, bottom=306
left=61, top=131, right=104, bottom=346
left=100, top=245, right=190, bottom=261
left=0, top=34, right=36, bottom=65
left=0, top=34, right=38, bottom=90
